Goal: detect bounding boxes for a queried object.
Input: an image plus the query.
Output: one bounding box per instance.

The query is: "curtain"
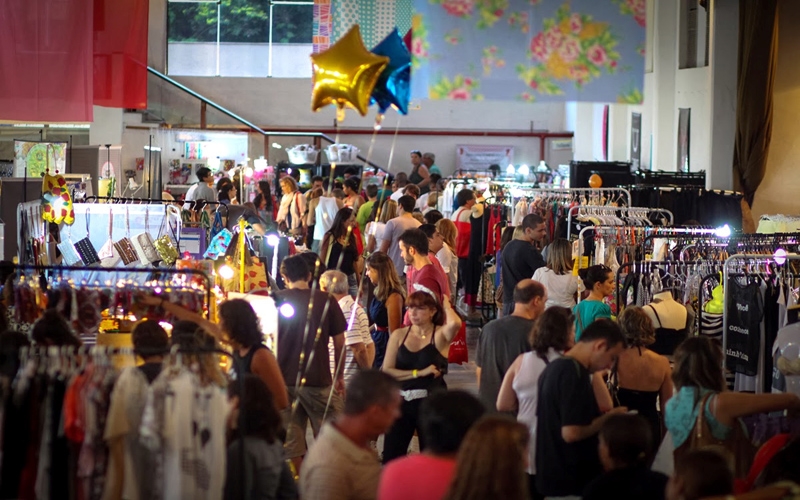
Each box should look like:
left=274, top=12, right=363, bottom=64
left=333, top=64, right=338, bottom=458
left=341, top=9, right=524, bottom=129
left=733, top=0, right=779, bottom=206
left=0, top=0, right=94, bottom=122
left=93, top=0, right=149, bottom=109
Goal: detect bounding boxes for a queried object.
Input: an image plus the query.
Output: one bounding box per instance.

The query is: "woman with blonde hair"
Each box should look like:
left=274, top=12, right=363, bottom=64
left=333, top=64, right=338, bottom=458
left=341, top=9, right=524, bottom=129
left=276, top=176, right=306, bottom=238
left=366, top=198, right=398, bottom=253
left=532, top=238, right=578, bottom=309
left=613, top=306, right=673, bottom=451
left=443, top=416, right=530, bottom=500
left=435, top=219, right=458, bottom=302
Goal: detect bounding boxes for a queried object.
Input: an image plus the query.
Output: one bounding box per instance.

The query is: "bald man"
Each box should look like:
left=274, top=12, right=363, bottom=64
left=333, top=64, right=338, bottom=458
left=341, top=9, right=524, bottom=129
left=476, top=279, right=547, bottom=411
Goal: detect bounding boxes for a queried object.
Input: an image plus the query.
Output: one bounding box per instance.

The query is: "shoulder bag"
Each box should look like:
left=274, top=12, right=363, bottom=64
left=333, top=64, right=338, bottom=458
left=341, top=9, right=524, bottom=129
left=672, top=392, right=756, bottom=478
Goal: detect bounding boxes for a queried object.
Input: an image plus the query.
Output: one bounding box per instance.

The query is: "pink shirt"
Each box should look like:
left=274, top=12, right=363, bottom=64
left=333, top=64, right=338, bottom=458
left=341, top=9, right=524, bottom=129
left=378, top=454, right=456, bottom=500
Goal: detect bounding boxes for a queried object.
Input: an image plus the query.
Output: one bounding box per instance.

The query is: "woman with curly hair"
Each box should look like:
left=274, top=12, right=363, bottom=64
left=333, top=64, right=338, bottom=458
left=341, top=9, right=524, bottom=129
left=614, top=306, right=673, bottom=449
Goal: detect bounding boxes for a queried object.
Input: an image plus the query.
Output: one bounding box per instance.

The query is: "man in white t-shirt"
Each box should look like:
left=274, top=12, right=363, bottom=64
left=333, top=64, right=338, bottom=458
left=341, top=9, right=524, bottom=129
left=379, top=195, right=421, bottom=279
left=321, top=270, right=374, bottom=383
left=183, top=167, right=216, bottom=210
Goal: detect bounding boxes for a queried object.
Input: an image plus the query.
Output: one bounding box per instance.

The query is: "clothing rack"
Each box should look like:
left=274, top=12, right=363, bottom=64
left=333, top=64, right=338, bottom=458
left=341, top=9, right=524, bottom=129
left=567, top=206, right=674, bottom=238
left=11, top=263, right=214, bottom=318
left=614, top=258, right=727, bottom=313
left=0, top=343, right=251, bottom=500
left=505, top=186, right=632, bottom=207
left=84, top=195, right=174, bottom=204
left=722, top=253, right=800, bottom=366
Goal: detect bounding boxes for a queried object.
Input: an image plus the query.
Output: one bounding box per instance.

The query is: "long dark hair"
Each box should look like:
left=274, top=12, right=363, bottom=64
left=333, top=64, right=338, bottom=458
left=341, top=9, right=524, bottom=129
left=672, top=336, right=726, bottom=393
left=530, top=306, right=574, bottom=359
left=219, top=299, right=263, bottom=348
left=366, top=252, right=404, bottom=302
left=253, top=180, right=273, bottom=211
left=324, top=207, right=357, bottom=250
left=228, top=375, right=284, bottom=444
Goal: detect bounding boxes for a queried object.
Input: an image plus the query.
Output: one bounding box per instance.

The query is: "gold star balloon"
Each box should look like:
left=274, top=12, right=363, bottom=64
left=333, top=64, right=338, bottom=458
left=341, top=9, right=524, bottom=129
left=311, top=25, right=389, bottom=117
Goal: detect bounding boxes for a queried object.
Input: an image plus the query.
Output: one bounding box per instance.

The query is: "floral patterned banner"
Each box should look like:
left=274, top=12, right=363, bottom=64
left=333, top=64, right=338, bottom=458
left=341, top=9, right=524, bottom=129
left=411, top=0, right=645, bottom=103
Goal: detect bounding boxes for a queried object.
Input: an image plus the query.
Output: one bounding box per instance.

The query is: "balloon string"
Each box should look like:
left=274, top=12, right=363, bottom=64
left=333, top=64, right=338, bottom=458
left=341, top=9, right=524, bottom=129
left=357, top=120, right=380, bottom=194
left=326, top=112, right=342, bottom=197
left=372, top=116, right=402, bottom=225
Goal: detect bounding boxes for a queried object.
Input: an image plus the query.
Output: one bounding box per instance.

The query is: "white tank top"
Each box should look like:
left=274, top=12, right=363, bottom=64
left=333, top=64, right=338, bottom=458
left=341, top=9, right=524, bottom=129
left=513, top=348, right=563, bottom=475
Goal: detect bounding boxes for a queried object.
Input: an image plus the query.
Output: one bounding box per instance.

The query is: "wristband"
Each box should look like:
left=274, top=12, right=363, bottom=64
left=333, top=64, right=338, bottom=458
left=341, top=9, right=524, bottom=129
left=412, top=369, right=418, bottom=378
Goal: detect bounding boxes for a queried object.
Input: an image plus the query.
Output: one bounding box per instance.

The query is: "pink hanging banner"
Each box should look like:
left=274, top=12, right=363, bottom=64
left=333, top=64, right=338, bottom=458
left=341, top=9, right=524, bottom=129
left=0, top=0, right=94, bottom=122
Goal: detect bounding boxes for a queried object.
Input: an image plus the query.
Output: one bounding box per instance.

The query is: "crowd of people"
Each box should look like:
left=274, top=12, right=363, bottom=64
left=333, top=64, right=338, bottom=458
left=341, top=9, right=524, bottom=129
left=2, top=148, right=800, bottom=500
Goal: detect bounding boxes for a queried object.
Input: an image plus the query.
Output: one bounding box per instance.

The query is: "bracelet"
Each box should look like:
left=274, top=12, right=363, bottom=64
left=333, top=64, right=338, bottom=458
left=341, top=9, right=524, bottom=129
left=412, top=369, right=418, bottom=379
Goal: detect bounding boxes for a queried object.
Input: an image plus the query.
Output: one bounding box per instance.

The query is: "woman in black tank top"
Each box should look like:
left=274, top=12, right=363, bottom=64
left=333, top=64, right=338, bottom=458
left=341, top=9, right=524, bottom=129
left=142, top=295, right=290, bottom=411
left=381, top=291, right=462, bottom=463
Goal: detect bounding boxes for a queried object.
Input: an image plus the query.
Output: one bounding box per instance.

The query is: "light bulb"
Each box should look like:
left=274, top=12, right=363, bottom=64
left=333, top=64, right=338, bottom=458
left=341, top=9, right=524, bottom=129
left=244, top=167, right=254, bottom=177
left=279, top=303, right=295, bottom=318
left=506, top=165, right=515, bottom=176
left=266, top=234, right=280, bottom=247
left=518, top=164, right=530, bottom=176
left=775, top=248, right=787, bottom=265
left=218, top=265, right=234, bottom=279
left=714, top=224, right=731, bottom=238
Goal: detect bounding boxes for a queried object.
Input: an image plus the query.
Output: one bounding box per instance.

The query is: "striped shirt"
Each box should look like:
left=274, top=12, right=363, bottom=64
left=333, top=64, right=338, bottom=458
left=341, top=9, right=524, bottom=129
left=329, top=295, right=373, bottom=382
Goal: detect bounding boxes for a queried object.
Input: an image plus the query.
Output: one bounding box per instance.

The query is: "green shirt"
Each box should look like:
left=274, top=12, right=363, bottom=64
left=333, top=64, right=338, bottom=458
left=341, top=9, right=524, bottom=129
left=356, top=200, right=376, bottom=234
left=573, top=299, right=612, bottom=340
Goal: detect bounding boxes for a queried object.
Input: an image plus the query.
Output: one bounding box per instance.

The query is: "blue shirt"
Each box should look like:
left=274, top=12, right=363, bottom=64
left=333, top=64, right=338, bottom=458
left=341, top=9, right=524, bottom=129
left=573, top=300, right=612, bottom=340
left=664, top=387, right=733, bottom=448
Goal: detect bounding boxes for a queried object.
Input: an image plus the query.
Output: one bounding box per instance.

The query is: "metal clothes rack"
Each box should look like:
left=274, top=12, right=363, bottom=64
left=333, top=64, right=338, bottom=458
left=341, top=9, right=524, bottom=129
left=5, top=344, right=249, bottom=500
left=567, top=205, right=674, bottom=238
left=505, top=186, right=632, bottom=207
left=721, top=253, right=800, bottom=367
left=614, top=258, right=726, bottom=313
left=12, top=264, right=214, bottom=318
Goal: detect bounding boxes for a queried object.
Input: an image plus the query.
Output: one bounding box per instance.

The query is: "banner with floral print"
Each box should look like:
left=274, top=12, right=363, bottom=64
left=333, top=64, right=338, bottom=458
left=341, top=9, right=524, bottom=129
left=412, top=0, right=645, bottom=103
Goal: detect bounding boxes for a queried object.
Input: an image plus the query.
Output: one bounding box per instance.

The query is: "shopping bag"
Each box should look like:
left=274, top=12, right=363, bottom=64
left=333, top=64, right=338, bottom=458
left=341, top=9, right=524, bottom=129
left=447, top=322, right=468, bottom=364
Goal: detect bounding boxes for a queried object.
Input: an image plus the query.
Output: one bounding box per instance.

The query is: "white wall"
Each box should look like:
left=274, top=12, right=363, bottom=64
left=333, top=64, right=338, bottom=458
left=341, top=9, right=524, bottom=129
left=751, top=0, right=800, bottom=220
left=144, top=73, right=569, bottom=176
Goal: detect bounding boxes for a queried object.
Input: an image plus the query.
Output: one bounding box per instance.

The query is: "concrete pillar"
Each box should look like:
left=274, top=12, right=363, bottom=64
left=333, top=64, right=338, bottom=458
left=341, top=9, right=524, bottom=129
left=149, top=0, right=167, bottom=72
left=652, top=0, right=680, bottom=171
left=707, top=0, right=739, bottom=190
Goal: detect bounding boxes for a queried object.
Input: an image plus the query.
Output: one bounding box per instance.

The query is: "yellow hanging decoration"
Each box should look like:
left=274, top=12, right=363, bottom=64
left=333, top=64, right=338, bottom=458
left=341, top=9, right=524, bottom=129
left=41, top=172, right=75, bottom=225
left=310, top=25, right=389, bottom=117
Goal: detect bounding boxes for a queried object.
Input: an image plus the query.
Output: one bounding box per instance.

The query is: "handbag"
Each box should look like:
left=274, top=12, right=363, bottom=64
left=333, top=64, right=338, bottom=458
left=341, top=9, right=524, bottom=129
left=204, top=228, right=233, bottom=260
left=74, top=208, right=100, bottom=266
left=98, top=208, right=122, bottom=268
left=209, top=210, right=224, bottom=240
left=57, top=226, right=82, bottom=266
left=221, top=231, right=270, bottom=294
left=114, top=207, right=139, bottom=265
left=154, top=206, right=180, bottom=266
left=132, top=207, right=159, bottom=264
left=672, top=393, right=756, bottom=478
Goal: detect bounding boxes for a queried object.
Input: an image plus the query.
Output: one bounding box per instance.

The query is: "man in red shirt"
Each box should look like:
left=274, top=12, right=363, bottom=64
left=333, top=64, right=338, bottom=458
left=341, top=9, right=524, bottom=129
left=399, top=228, right=450, bottom=306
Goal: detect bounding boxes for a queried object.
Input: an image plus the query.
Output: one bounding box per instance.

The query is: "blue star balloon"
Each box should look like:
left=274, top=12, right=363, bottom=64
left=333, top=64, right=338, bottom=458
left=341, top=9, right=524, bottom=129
left=370, top=28, right=411, bottom=115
